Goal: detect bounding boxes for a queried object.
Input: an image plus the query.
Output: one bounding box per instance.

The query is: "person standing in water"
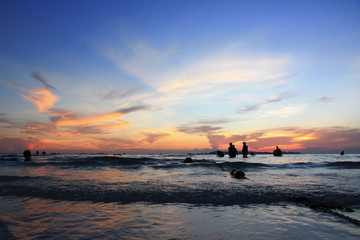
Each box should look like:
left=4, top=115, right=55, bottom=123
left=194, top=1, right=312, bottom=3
left=242, top=142, right=248, bottom=158
left=228, top=143, right=238, bottom=158
left=23, top=150, right=32, bottom=161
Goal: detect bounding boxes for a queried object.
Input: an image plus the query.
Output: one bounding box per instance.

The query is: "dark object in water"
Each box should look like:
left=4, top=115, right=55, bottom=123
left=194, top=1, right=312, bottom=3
left=216, top=150, right=224, bottom=157
left=230, top=169, right=245, bottom=179
left=184, top=157, right=193, bottom=163
left=23, top=150, right=32, bottom=161
left=273, top=146, right=283, bottom=156
left=340, top=150, right=344, bottom=155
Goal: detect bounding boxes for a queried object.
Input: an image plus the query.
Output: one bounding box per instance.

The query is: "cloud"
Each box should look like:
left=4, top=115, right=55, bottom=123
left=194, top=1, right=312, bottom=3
left=31, top=71, right=57, bottom=92
left=116, top=105, right=151, bottom=114
left=0, top=137, right=43, bottom=152
left=100, top=88, right=138, bottom=101
left=0, top=79, right=30, bottom=91
left=238, top=104, right=260, bottom=113
left=189, top=118, right=232, bottom=125
left=177, top=125, right=223, bottom=135
left=0, top=113, right=11, bottom=124
left=207, top=134, right=248, bottom=150
left=22, top=121, right=56, bottom=135
left=158, top=55, right=291, bottom=96
left=51, top=111, right=124, bottom=127
left=21, top=88, right=60, bottom=112
left=1, top=78, right=60, bottom=113
left=266, top=104, right=308, bottom=117
left=207, top=126, right=360, bottom=153
left=238, top=92, right=295, bottom=114
left=138, top=131, right=171, bottom=144
left=102, top=40, right=295, bottom=108
left=320, top=96, right=333, bottom=102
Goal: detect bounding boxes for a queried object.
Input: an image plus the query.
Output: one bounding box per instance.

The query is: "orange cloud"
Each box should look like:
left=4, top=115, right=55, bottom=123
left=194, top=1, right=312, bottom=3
left=53, top=112, right=124, bottom=127
left=22, top=88, right=59, bottom=112
left=207, top=126, right=360, bottom=153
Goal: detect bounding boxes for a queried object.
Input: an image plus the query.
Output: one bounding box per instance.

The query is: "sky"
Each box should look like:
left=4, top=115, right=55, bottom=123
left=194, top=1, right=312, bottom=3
left=1, top=0, right=360, bottom=154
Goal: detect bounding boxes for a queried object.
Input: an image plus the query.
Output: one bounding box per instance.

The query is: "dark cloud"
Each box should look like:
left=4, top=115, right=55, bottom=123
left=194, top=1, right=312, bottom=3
left=116, top=105, right=151, bottom=114
left=0, top=113, right=11, bottom=124
left=237, top=104, right=260, bottom=113
left=0, top=79, right=29, bottom=91
left=177, top=125, right=222, bottom=135
left=141, top=132, right=170, bottom=144
left=266, top=93, right=294, bottom=103
left=31, top=71, right=57, bottom=92
left=320, top=96, right=333, bottom=102
left=101, top=88, right=138, bottom=101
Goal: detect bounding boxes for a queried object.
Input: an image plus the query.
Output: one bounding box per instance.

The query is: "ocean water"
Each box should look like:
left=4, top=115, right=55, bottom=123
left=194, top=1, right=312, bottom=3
left=0, top=153, right=359, bottom=239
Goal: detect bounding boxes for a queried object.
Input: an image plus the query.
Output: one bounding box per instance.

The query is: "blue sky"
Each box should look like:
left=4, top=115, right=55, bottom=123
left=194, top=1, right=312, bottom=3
left=1, top=0, right=360, bottom=153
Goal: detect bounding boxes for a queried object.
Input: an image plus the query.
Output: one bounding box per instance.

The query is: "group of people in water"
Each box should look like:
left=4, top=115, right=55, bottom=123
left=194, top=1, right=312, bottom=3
left=228, top=142, right=249, bottom=158
left=22, top=149, right=48, bottom=161
left=217, top=142, right=284, bottom=158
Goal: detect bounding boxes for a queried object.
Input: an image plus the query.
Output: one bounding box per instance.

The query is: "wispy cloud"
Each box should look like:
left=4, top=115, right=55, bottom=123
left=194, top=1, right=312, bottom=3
left=319, top=96, right=333, bottom=102
left=238, top=93, right=295, bottom=114
left=116, top=105, right=152, bottom=114
left=51, top=112, right=124, bottom=127
left=1, top=78, right=59, bottom=113
left=31, top=71, right=57, bottom=92
left=138, top=130, right=171, bottom=144
left=21, top=88, right=60, bottom=113
left=100, top=88, right=138, bottom=101
left=0, top=79, right=30, bottom=91
left=266, top=104, right=308, bottom=117
left=102, top=40, right=294, bottom=108
left=177, top=125, right=223, bottom=135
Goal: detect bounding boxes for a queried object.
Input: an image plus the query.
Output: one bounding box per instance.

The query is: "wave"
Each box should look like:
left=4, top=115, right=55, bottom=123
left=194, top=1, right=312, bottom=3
left=322, top=161, right=360, bottom=169
left=1, top=181, right=359, bottom=208
left=220, top=161, right=360, bottom=170
left=2, top=156, right=360, bottom=170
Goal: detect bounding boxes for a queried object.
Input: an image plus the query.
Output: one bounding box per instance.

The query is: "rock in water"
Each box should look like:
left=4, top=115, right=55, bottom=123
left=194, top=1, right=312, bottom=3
left=184, top=157, right=193, bottom=163
left=233, top=170, right=245, bottom=179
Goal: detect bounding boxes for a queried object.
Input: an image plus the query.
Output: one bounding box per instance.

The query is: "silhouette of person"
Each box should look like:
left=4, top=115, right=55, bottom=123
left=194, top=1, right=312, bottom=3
left=273, top=146, right=282, bottom=156
left=340, top=150, right=344, bottom=155
left=228, top=143, right=238, bottom=158
left=23, top=150, right=32, bottom=161
left=217, top=150, right=225, bottom=157
left=242, top=142, right=248, bottom=158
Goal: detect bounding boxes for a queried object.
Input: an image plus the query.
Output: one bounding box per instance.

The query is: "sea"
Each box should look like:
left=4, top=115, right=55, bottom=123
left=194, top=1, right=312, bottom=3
left=0, top=153, right=359, bottom=239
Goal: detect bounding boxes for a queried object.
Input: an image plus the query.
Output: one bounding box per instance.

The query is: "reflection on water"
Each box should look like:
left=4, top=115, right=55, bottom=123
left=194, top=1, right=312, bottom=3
left=1, top=154, right=360, bottom=239
left=1, top=196, right=359, bottom=240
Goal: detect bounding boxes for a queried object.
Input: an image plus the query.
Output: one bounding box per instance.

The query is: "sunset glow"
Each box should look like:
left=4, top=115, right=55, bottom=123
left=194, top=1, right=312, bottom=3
left=1, top=0, right=360, bottom=154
